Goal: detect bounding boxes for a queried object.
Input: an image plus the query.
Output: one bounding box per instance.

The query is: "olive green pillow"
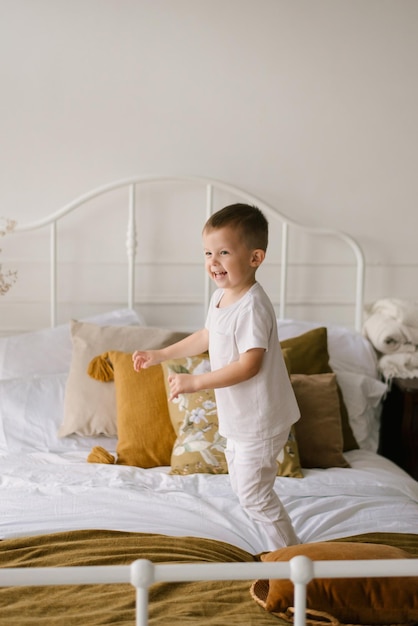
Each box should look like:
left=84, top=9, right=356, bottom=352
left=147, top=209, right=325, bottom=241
left=281, top=327, right=331, bottom=375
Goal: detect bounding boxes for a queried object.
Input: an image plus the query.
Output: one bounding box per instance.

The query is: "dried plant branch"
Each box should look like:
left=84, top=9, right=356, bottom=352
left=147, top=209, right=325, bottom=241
left=0, top=217, right=18, bottom=296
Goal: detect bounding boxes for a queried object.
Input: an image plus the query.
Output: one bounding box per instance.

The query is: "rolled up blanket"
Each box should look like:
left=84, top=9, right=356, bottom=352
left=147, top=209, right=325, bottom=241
left=366, top=298, right=418, bottom=327
left=363, top=312, right=417, bottom=354
left=363, top=299, right=418, bottom=354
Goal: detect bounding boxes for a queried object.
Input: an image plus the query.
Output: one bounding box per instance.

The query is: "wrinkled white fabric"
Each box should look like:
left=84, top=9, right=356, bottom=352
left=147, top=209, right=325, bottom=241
left=1, top=449, right=417, bottom=553
left=379, top=352, right=418, bottom=380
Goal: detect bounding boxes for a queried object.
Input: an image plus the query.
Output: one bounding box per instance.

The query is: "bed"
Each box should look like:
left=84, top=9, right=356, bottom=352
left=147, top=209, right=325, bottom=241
left=0, top=176, right=417, bottom=626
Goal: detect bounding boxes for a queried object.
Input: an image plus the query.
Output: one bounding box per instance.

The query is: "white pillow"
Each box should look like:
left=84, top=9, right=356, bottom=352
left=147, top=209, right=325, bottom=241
left=277, top=319, right=378, bottom=379
left=336, top=372, right=387, bottom=451
left=0, top=308, right=143, bottom=380
left=0, top=372, right=118, bottom=454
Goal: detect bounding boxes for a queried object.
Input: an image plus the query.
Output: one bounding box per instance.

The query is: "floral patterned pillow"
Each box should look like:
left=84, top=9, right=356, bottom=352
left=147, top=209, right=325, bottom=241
left=161, top=353, right=303, bottom=478
left=161, top=354, right=228, bottom=475
left=277, top=426, right=303, bottom=478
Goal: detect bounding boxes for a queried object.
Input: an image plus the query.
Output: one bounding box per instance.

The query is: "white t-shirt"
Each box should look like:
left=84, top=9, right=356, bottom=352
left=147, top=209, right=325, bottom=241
left=205, top=282, right=300, bottom=442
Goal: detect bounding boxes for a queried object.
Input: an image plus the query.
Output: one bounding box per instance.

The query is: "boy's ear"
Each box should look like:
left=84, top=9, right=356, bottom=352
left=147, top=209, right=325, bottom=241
left=251, top=249, right=265, bottom=267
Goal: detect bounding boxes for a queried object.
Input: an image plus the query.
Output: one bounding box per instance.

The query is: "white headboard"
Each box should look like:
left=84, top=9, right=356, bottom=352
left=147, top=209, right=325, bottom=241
left=7, top=175, right=364, bottom=333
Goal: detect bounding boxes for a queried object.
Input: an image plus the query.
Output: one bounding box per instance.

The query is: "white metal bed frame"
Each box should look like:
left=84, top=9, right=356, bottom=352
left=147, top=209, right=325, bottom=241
left=14, top=175, right=366, bottom=331
left=1, top=555, right=417, bottom=626
left=6, top=176, right=405, bottom=625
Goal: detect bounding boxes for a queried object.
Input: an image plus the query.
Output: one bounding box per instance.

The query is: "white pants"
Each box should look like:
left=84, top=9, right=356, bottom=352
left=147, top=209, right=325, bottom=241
left=225, top=430, right=299, bottom=550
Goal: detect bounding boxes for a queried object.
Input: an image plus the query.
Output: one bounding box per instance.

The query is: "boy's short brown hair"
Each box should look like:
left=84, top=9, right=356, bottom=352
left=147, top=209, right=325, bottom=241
left=203, top=203, right=268, bottom=251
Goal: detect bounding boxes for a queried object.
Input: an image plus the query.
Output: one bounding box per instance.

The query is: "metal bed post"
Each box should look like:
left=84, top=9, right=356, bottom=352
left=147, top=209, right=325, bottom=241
left=290, top=556, right=314, bottom=626
left=126, top=183, right=137, bottom=310
left=204, top=183, right=213, bottom=316
left=131, top=560, right=154, bottom=626
left=50, top=221, right=57, bottom=327
left=279, top=221, right=289, bottom=320
left=354, top=243, right=365, bottom=333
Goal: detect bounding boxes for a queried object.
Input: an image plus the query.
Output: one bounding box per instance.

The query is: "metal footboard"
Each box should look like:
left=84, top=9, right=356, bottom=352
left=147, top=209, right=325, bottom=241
left=1, top=556, right=416, bottom=626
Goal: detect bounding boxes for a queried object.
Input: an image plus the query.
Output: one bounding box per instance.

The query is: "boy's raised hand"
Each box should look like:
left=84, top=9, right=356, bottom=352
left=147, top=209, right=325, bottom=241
left=167, top=372, right=196, bottom=401
left=132, top=350, right=161, bottom=372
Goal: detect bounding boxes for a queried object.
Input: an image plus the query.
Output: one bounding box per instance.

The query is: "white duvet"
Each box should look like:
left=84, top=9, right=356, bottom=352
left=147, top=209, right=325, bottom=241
left=1, top=448, right=417, bottom=554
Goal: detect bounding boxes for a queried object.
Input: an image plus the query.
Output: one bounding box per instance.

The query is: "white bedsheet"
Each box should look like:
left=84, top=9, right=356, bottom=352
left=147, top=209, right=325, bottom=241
left=1, top=449, right=417, bottom=553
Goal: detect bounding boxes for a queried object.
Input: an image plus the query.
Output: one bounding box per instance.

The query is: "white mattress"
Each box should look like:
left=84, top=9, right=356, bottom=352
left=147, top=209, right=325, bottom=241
left=2, top=448, right=417, bottom=554
left=1, top=311, right=416, bottom=554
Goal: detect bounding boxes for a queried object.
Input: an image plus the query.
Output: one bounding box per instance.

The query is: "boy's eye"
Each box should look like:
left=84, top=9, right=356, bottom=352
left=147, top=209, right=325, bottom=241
left=205, top=251, right=212, bottom=257
left=220, top=250, right=229, bottom=255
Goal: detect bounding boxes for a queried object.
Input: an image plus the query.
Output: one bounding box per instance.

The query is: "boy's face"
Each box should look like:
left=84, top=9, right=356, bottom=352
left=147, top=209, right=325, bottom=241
left=203, top=226, right=264, bottom=294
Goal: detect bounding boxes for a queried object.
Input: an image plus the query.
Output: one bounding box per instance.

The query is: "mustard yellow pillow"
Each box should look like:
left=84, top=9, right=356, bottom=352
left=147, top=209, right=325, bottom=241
left=280, top=327, right=359, bottom=452
left=161, top=354, right=303, bottom=478
left=250, top=541, right=418, bottom=624
left=88, top=351, right=175, bottom=467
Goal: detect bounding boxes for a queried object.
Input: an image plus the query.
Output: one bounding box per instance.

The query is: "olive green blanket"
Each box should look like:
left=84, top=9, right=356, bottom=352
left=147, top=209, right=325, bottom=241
left=0, top=530, right=417, bottom=625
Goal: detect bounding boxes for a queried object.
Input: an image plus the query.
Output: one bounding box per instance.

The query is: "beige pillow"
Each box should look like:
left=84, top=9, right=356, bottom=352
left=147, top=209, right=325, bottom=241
left=250, top=541, right=418, bottom=624
left=88, top=351, right=175, bottom=467
left=59, top=321, right=188, bottom=437
left=161, top=354, right=303, bottom=478
left=291, top=373, right=349, bottom=469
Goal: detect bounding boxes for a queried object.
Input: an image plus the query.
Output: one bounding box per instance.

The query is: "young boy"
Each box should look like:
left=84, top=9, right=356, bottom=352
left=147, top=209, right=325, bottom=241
left=133, top=203, right=300, bottom=548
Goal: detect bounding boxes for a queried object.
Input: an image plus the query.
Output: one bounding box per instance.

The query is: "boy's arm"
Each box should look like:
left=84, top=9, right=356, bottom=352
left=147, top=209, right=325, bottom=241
left=133, top=327, right=209, bottom=371
left=167, top=348, right=265, bottom=400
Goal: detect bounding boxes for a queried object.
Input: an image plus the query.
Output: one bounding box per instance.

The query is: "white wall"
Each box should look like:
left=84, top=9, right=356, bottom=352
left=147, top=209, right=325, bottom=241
left=1, top=0, right=417, bottom=332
